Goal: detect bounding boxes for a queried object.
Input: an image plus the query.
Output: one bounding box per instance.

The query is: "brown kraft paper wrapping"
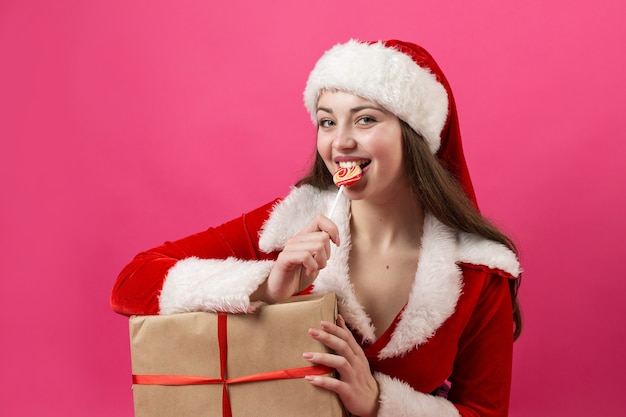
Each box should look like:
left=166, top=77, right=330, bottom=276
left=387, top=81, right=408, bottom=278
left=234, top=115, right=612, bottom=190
left=129, top=293, right=346, bottom=417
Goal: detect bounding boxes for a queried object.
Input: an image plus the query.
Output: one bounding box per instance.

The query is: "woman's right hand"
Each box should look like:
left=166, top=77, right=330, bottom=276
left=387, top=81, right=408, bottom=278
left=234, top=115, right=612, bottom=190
left=260, top=214, right=340, bottom=303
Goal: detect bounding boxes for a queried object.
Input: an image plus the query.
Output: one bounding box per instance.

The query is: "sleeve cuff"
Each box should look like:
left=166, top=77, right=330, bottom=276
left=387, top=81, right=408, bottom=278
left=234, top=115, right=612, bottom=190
left=375, top=372, right=460, bottom=417
left=158, top=256, right=274, bottom=314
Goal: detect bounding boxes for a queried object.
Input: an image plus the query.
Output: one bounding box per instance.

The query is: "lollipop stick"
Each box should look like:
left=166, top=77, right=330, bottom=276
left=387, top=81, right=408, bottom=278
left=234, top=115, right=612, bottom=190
left=328, top=165, right=361, bottom=218
left=327, top=185, right=345, bottom=218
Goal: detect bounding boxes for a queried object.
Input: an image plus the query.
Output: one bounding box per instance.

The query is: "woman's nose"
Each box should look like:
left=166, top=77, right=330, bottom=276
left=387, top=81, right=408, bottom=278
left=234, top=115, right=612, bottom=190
left=333, top=125, right=357, bottom=150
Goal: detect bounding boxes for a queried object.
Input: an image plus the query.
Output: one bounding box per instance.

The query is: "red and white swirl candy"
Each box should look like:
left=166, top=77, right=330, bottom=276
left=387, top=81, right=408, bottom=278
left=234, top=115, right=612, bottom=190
left=333, top=165, right=362, bottom=187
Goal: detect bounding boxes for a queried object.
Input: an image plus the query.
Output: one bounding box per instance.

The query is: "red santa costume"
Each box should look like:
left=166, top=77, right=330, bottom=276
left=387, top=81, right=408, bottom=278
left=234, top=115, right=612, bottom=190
left=112, top=39, right=521, bottom=417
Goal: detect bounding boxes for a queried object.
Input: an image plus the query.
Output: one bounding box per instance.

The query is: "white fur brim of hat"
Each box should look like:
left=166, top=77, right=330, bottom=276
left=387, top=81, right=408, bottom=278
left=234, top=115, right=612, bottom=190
left=303, top=39, right=448, bottom=154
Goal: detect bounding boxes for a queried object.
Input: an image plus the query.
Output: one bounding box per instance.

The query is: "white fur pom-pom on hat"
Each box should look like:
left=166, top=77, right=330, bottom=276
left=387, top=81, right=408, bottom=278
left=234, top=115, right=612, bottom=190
left=303, top=39, right=449, bottom=154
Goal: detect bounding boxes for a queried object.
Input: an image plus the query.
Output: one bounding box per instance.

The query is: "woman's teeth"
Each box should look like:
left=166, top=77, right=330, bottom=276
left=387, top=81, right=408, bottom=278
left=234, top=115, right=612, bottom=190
left=338, top=160, right=369, bottom=168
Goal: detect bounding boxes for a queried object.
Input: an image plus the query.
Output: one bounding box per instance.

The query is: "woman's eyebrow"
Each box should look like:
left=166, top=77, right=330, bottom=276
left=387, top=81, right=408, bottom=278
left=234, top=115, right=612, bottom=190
left=316, top=105, right=385, bottom=114
left=316, top=106, right=333, bottom=114
left=350, top=105, right=385, bottom=113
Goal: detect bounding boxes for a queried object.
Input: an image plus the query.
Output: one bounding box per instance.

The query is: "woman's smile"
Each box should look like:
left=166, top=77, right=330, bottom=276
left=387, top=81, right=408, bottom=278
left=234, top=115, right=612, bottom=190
left=316, top=90, right=406, bottom=201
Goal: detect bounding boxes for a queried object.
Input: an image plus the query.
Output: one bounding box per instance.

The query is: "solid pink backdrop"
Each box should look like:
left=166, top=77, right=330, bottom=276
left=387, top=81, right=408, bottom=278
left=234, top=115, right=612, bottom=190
left=1, top=1, right=625, bottom=416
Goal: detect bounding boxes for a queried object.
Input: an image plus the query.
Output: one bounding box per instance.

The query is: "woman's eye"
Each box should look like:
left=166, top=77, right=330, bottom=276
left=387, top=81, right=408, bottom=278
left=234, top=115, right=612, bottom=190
left=357, top=116, right=376, bottom=125
left=319, top=119, right=335, bottom=128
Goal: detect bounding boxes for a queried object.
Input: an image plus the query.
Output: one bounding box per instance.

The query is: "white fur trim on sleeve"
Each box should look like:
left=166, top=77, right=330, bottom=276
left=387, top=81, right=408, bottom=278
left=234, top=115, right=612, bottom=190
left=158, top=257, right=274, bottom=314
left=375, top=372, right=460, bottom=417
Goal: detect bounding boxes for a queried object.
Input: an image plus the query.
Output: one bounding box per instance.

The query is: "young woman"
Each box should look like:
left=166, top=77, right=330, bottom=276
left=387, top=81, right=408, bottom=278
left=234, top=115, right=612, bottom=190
left=112, top=39, right=522, bottom=417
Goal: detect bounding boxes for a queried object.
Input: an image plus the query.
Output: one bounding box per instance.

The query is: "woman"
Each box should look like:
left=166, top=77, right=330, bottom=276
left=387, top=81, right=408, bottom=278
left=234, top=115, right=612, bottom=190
left=112, top=39, right=522, bottom=417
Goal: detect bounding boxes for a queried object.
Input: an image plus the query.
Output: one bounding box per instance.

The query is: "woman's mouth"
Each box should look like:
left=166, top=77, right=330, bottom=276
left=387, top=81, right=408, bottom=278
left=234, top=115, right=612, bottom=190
left=338, top=160, right=371, bottom=170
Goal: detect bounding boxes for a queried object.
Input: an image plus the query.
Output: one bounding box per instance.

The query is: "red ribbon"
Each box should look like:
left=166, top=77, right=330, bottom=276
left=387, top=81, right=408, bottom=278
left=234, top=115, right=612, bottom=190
left=133, top=313, right=332, bottom=417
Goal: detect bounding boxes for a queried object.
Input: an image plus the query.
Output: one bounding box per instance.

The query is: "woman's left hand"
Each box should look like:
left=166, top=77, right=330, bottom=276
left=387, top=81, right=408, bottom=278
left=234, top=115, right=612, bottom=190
left=303, top=315, right=380, bottom=417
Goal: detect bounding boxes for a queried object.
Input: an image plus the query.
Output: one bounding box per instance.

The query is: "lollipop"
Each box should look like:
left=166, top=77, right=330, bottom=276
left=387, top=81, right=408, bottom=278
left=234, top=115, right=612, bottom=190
left=328, top=164, right=362, bottom=218
left=333, top=165, right=362, bottom=187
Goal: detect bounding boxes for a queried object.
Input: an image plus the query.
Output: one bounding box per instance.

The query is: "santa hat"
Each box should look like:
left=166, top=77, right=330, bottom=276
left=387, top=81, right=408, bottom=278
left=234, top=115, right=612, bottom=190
left=303, top=39, right=477, bottom=206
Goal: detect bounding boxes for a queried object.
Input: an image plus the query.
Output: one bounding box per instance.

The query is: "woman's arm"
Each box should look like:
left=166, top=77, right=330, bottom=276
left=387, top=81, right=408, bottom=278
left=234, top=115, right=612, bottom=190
left=110, top=200, right=278, bottom=316
left=447, top=273, right=514, bottom=416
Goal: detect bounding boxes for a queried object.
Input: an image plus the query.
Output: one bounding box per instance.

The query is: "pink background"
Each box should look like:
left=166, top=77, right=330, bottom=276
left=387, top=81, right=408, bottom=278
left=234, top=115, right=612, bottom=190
left=1, top=0, right=625, bottom=415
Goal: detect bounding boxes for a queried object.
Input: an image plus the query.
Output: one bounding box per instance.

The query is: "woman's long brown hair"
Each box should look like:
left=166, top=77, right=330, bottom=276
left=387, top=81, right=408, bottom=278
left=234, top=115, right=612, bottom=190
left=297, top=121, right=522, bottom=340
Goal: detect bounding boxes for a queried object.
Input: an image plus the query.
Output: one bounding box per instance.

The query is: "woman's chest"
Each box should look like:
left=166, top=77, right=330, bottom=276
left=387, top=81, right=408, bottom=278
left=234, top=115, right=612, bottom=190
left=348, top=246, right=420, bottom=339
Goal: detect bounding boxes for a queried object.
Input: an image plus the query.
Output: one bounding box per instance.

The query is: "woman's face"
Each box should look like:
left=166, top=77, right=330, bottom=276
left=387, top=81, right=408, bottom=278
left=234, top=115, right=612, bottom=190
left=316, top=90, right=408, bottom=204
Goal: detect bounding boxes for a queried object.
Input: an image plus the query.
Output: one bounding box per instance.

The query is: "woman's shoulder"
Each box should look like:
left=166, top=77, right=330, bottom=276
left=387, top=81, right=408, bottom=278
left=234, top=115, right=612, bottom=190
left=258, top=185, right=337, bottom=252
left=214, top=198, right=279, bottom=236
left=218, top=185, right=327, bottom=233
left=455, top=231, right=521, bottom=280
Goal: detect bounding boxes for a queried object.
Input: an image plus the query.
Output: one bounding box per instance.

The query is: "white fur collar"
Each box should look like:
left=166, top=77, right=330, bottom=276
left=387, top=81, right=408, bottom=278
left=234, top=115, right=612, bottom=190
left=258, top=185, right=520, bottom=357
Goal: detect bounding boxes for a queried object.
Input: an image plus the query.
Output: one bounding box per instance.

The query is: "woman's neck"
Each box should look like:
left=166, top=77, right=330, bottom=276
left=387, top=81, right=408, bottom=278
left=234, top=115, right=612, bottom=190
left=349, top=196, right=424, bottom=249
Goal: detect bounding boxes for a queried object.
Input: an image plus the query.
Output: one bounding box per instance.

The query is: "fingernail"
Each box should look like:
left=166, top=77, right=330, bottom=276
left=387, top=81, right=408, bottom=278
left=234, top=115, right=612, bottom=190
left=321, top=320, right=332, bottom=329
left=309, top=328, right=320, bottom=337
left=302, top=352, right=314, bottom=360
left=304, top=375, right=316, bottom=382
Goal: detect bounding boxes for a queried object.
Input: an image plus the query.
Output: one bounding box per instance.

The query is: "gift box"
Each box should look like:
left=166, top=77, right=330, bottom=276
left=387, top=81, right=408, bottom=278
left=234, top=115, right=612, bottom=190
left=129, top=293, right=346, bottom=417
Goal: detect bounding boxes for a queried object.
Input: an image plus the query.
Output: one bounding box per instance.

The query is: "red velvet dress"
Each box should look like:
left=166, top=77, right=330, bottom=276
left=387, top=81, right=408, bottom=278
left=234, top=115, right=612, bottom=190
left=111, top=185, right=519, bottom=417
